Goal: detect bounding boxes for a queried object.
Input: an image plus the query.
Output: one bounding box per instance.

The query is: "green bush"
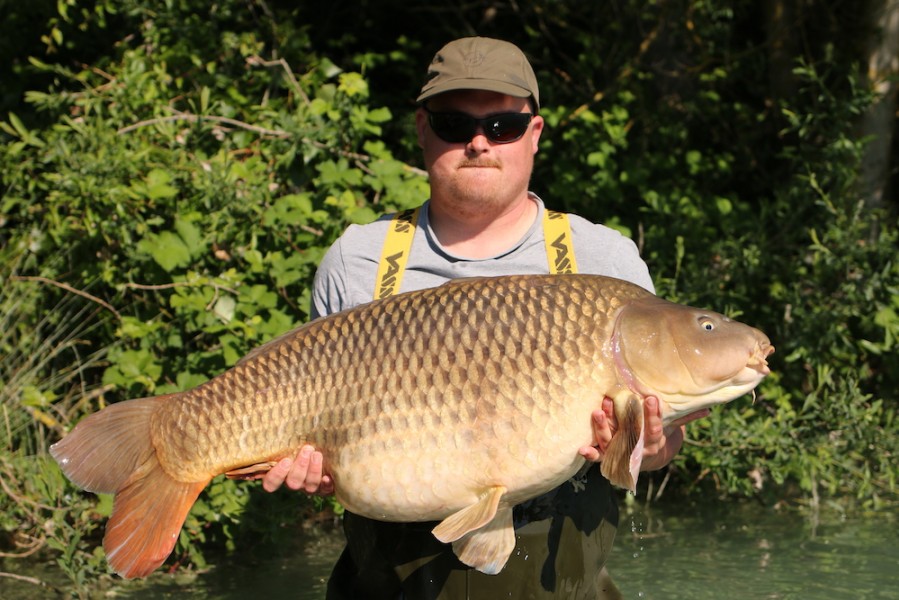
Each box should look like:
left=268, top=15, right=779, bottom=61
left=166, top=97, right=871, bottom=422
left=1, top=2, right=426, bottom=587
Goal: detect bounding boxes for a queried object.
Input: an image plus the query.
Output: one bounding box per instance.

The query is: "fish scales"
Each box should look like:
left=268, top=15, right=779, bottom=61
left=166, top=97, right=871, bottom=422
left=153, top=276, right=619, bottom=499
left=51, top=274, right=773, bottom=578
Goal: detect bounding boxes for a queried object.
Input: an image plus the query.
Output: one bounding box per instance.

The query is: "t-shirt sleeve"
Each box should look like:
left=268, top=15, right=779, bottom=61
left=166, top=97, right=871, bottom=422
left=568, top=215, right=655, bottom=293
left=310, top=237, right=349, bottom=320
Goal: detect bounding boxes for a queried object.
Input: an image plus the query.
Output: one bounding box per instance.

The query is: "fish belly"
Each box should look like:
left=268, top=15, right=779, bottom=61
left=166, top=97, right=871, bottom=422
left=329, top=390, right=598, bottom=521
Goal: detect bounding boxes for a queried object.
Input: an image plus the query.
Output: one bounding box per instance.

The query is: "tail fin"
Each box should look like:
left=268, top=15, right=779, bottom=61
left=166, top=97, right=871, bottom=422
left=600, top=394, right=645, bottom=493
left=50, top=396, right=209, bottom=578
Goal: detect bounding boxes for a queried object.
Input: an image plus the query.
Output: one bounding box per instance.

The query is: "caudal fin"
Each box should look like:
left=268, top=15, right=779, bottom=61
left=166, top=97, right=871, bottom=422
left=600, top=395, right=645, bottom=492
left=50, top=396, right=209, bottom=578
left=104, top=456, right=208, bottom=578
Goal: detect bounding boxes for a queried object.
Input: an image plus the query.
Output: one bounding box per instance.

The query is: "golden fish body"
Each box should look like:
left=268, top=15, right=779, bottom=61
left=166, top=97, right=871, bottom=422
left=161, top=275, right=624, bottom=517
left=51, top=274, right=773, bottom=578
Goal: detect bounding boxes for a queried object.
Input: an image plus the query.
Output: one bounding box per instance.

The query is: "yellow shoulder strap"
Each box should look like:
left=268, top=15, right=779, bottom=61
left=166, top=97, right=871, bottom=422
left=375, top=206, right=576, bottom=300
left=543, top=209, right=579, bottom=274
left=374, top=207, right=420, bottom=299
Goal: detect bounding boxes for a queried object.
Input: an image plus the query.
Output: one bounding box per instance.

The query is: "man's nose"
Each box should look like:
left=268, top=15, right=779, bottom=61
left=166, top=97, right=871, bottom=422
left=466, top=127, right=491, bottom=151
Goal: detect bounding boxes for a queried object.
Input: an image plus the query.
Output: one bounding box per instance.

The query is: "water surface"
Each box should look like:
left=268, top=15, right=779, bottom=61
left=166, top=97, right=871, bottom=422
left=607, top=498, right=898, bottom=599
left=3, top=499, right=896, bottom=598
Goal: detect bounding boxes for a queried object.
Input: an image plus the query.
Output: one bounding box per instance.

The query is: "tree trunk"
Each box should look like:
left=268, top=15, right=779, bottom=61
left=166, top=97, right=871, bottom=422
left=857, top=0, right=899, bottom=212
left=765, top=0, right=799, bottom=105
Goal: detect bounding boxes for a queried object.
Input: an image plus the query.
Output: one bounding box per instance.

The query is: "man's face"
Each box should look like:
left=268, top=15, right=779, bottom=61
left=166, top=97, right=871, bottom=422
left=416, top=90, right=544, bottom=215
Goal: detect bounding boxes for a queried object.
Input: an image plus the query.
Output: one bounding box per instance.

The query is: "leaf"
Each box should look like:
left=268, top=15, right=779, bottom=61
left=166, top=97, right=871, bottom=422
left=213, top=294, right=236, bottom=323
left=715, top=196, right=733, bottom=215
left=117, top=316, right=164, bottom=339
left=263, top=194, right=314, bottom=226
left=174, top=217, right=204, bottom=258
left=219, top=333, right=243, bottom=365
left=139, top=231, right=191, bottom=272
left=348, top=206, right=377, bottom=224
left=102, top=349, right=162, bottom=391
left=200, top=86, right=211, bottom=113
left=144, top=168, right=179, bottom=200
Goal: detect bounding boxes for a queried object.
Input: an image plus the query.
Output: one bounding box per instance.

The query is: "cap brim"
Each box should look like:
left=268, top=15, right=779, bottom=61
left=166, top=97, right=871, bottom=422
left=417, top=78, right=533, bottom=105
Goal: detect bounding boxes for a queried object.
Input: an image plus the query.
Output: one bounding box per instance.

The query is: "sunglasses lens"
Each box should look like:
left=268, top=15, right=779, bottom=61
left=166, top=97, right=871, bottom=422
left=428, top=111, right=532, bottom=144
left=429, top=113, right=477, bottom=143
left=487, top=114, right=532, bottom=143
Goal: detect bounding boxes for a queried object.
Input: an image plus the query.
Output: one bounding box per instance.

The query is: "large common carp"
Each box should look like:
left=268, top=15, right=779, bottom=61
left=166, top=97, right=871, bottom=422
left=51, top=274, right=773, bottom=579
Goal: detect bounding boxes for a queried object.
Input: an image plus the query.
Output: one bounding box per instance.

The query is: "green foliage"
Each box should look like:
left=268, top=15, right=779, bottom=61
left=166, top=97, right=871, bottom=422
left=1, top=0, right=896, bottom=592
left=649, top=61, right=899, bottom=507
left=1, top=0, right=425, bottom=589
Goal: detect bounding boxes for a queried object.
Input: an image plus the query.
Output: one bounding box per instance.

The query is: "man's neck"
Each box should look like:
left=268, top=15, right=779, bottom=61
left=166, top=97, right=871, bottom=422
left=427, top=194, right=539, bottom=259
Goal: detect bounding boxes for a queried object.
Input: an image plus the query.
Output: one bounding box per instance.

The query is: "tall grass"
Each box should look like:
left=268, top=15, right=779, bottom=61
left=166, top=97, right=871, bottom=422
left=0, top=252, right=116, bottom=593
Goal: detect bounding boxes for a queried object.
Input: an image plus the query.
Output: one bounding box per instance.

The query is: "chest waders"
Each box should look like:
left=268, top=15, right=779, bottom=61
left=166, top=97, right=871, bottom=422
left=326, top=206, right=622, bottom=600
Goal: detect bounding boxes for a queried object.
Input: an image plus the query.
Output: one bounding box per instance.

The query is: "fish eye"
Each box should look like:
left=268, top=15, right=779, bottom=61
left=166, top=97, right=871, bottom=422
left=699, top=318, right=715, bottom=331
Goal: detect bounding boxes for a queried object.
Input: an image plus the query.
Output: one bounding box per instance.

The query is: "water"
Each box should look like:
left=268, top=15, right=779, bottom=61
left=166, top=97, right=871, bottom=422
left=114, top=525, right=345, bottom=599
left=0, top=524, right=345, bottom=599
left=606, top=498, right=899, bottom=599
left=3, top=500, right=897, bottom=598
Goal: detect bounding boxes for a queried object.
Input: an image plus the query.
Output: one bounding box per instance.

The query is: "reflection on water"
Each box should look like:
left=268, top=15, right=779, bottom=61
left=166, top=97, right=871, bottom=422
left=116, top=525, right=345, bottom=599
left=607, top=498, right=899, bottom=600
left=3, top=500, right=897, bottom=598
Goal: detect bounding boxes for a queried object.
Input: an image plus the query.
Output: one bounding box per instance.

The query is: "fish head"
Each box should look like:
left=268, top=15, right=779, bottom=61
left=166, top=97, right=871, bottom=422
left=611, top=296, right=774, bottom=424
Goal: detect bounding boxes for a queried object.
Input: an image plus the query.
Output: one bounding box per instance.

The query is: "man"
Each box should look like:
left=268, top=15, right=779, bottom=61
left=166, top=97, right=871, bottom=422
left=263, top=37, right=706, bottom=598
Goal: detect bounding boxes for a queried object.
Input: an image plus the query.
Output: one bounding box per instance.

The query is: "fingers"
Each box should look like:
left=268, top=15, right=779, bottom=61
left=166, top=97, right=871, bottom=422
left=580, top=407, right=613, bottom=463
left=261, top=445, right=333, bottom=495
left=262, top=457, right=293, bottom=493
left=579, top=446, right=601, bottom=462
left=602, top=397, right=615, bottom=427
left=318, top=475, right=336, bottom=496
left=643, top=396, right=665, bottom=448
left=287, top=446, right=322, bottom=493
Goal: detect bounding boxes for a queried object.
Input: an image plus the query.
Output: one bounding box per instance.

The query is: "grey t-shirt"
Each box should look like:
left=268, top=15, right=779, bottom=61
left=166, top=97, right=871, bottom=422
left=311, top=194, right=654, bottom=318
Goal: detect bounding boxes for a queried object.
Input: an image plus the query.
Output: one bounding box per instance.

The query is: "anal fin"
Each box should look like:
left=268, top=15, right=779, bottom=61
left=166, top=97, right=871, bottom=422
left=432, top=486, right=515, bottom=574
left=432, top=485, right=506, bottom=543
left=450, top=507, right=515, bottom=575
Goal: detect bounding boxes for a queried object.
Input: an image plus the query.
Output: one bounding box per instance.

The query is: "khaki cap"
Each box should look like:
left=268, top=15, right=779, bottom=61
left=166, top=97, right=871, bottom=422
left=416, top=37, right=540, bottom=110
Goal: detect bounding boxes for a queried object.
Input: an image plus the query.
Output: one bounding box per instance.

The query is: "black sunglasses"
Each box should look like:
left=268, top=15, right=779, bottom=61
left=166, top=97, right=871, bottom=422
left=424, top=107, right=533, bottom=144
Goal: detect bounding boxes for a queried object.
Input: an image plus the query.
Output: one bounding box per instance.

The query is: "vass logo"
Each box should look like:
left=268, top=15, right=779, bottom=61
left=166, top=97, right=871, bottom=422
left=377, top=252, right=404, bottom=299
left=550, top=232, right=574, bottom=274
left=546, top=211, right=575, bottom=274
left=392, top=208, right=416, bottom=234
left=377, top=208, right=417, bottom=299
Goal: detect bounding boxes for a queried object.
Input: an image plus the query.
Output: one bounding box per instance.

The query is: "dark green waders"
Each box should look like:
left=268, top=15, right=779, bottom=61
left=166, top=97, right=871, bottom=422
left=326, top=466, right=623, bottom=600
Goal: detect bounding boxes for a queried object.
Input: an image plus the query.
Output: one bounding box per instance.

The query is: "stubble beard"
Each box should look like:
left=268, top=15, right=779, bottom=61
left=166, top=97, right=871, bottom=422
left=438, top=157, right=528, bottom=219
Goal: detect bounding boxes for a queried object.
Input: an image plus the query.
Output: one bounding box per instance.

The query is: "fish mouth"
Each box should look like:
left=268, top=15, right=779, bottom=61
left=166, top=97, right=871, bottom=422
left=746, top=342, right=775, bottom=376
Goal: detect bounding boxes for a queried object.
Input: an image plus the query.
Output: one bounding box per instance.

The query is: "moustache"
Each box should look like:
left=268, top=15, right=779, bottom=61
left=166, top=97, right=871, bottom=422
left=458, top=158, right=501, bottom=169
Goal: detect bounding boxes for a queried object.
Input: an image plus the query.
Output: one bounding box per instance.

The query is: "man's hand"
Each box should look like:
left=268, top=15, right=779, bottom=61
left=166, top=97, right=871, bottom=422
left=260, top=445, right=335, bottom=495
left=577, top=396, right=709, bottom=471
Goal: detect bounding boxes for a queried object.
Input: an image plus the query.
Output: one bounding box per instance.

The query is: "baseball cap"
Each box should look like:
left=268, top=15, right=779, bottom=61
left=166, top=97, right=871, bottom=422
left=416, top=37, right=540, bottom=111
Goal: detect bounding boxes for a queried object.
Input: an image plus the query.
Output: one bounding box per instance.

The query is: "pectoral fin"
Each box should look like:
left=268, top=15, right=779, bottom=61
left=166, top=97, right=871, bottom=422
left=600, top=394, right=645, bottom=492
left=432, top=485, right=514, bottom=574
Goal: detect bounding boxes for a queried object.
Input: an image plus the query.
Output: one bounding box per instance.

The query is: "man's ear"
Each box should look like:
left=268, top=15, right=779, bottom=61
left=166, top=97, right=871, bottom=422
left=529, top=115, right=545, bottom=154
left=415, top=108, right=428, bottom=149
